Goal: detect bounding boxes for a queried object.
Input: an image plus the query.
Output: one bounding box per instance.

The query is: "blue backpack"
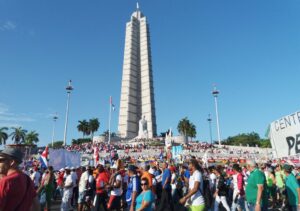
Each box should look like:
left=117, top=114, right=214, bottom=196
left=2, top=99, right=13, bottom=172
left=126, top=175, right=141, bottom=206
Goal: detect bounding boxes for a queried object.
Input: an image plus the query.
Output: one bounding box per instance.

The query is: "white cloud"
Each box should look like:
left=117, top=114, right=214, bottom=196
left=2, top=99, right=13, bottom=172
left=0, top=103, right=35, bottom=127
left=0, top=21, right=16, bottom=31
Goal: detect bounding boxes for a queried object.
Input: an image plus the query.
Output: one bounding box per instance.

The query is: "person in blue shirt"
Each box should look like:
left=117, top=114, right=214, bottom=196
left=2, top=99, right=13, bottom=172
left=135, top=178, right=155, bottom=211
left=157, top=162, right=174, bottom=211
left=126, top=165, right=141, bottom=211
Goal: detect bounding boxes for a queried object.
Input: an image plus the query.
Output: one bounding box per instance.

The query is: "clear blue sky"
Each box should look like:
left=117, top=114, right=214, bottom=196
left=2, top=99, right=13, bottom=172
left=1, top=0, right=300, bottom=146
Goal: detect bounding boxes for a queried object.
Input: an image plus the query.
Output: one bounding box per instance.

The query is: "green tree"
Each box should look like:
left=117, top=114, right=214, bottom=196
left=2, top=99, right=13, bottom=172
left=177, top=117, right=197, bottom=140
left=89, top=118, right=100, bottom=139
left=102, top=130, right=109, bottom=137
left=260, top=139, right=272, bottom=148
left=222, top=132, right=271, bottom=148
left=25, top=131, right=39, bottom=145
left=49, top=141, right=64, bottom=148
left=10, top=127, right=27, bottom=144
left=0, top=127, right=9, bottom=145
left=77, top=120, right=90, bottom=138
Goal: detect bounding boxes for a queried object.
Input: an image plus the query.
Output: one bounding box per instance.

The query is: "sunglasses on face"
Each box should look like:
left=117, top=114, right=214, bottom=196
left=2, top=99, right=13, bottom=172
left=141, top=183, right=148, bottom=186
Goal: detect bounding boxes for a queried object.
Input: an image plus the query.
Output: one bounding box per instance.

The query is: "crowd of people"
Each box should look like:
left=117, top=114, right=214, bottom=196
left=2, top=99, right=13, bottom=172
left=0, top=146, right=300, bottom=211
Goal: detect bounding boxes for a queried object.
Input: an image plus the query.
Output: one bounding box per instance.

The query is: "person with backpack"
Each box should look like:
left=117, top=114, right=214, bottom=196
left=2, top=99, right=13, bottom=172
left=126, top=165, right=141, bottom=211
left=213, top=166, right=230, bottom=211
left=179, top=159, right=205, bottom=211
left=107, top=163, right=123, bottom=210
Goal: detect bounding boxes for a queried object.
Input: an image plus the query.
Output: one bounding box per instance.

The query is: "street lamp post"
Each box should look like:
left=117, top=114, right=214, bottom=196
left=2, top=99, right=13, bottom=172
left=212, top=85, right=221, bottom=145
left=207, top=114, right=213, bottom=145
left=63, top=80, right=74, bottom=146
left=51, top=113, right=58, bottom=147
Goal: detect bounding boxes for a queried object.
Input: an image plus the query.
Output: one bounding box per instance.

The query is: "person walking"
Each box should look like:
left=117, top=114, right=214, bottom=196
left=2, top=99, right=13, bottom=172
left=231, top=164, right=245, bottom=211
left=245, top=160, right=268, bottom=211
left=213, top=166, right=230, bottom=211
left=283, top=164, right=300, bottom=211
left=179, top=159, right=205, bottom=211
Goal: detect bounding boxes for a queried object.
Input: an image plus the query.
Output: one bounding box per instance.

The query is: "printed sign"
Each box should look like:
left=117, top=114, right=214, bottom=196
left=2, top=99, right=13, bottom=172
left=270, top=111, right=300, bottom=158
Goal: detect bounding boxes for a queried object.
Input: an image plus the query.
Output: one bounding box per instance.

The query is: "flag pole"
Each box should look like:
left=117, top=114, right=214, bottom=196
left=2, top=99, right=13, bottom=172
left=108, top=96, right=112, bottom=144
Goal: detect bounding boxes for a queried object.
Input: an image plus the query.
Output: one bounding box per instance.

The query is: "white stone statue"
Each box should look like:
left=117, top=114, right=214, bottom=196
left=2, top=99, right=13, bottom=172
left=165, top=128, right=172, bottom=148
left=138, top=116, right=148, bottom=139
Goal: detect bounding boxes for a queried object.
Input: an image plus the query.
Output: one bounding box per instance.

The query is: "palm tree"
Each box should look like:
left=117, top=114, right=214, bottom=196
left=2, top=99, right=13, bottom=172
left=89, top=118, right=100, bottom=139
left=0, top=127, right=9, bottom=145
left=25, top=131, right=39, bottom=145
left=10, top=127, right=27, bottom=144
left=177, top=117, right=197, bottom=142
left=77, top=120, right=90, bottom=138
left=177, top=117, right=190, bottom=137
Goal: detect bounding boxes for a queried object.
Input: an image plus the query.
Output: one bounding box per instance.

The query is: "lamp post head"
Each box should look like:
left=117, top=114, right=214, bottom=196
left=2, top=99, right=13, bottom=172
left=66, top=80, right=74, bottom=93
left=207, top=114, right=212, bottom=122
left=212, top=85, right=219, bottom=97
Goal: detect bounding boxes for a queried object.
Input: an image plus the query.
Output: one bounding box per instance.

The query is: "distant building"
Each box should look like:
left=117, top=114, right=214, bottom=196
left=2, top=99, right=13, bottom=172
left=118, top=4, right=157, bottom=139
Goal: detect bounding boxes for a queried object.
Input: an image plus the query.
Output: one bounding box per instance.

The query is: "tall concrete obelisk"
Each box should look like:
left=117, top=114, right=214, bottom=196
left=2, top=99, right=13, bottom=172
left=118, top=4, right=157, bottom=139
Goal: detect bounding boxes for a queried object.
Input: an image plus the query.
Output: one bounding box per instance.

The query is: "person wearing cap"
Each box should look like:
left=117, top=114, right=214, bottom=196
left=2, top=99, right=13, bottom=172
left=61, top=167, right=73, bottom=211
left=30, top=166, right=41, bottom=189
left=107, top=162, right=123, bottom=210
left=54, top=168, right=65, bottom=200
left=94, top=164, right=109, bottom=211
left=157, top=161, right=173, bottom=211
left=148, top=168, right=157, bottom=196
left=78, top=166, right=89, bottom=211
left=245, top=160, right=268, bottom=211
left=283, top=164, right=300, bottom=211
left=126, top=165, right=141, bottom=211
left=0, top=147, right=40, bottom=211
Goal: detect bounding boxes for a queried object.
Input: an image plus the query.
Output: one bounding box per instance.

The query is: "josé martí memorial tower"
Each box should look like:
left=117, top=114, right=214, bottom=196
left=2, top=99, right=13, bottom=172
left=118, top=4, right=157, bottom=139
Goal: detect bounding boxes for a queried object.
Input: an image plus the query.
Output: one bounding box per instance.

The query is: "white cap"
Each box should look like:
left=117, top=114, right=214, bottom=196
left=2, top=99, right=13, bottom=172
left=111, top=163, right=118, bottom=169
left=149, top=168, right=155, bottom=175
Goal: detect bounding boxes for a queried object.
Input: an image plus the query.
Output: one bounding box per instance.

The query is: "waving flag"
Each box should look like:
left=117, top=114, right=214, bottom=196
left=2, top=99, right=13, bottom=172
left=94, top=146, right=99, bottom=166
left=110, top=96, right=115, bottom=111
left=39, top=146, right=49, bottom=168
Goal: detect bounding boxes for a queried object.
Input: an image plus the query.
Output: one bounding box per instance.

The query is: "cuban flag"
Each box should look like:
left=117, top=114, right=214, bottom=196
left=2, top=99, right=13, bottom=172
left=39, top=146, right=49, bottom=168
left=110, top=96, right=115, bottom=111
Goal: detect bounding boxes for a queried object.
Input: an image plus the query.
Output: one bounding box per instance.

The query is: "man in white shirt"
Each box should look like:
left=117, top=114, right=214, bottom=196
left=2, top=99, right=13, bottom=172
left=61, top=167, right=74, bottom=211
left=30, top=167, right=41, bottom=189
left=78, top=166, right=89, bottom=211
left=179, top=159, right=205, bottom=211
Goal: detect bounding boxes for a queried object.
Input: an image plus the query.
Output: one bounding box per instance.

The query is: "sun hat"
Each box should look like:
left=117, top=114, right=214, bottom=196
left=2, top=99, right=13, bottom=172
left=0, top=147, right=23, bottom=163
